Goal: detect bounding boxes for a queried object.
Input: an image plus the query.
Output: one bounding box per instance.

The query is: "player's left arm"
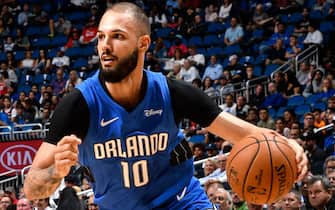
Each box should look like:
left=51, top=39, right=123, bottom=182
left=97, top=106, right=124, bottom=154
left=206, top=111, right=308, bottom=181
left=167, top=78, right=307, bottom=181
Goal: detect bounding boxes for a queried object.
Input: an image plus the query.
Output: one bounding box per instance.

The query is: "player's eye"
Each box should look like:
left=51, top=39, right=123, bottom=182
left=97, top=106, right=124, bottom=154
left=113, top=34, right=124, bottom=40
left=97, top=33, right=105, bottom=41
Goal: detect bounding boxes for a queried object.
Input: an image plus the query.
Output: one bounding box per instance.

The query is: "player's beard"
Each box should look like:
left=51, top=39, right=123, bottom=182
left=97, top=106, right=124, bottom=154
left=100, top=48, right=139, bottom=83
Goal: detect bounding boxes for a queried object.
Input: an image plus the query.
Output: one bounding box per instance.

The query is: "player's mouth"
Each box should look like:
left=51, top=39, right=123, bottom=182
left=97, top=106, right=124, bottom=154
left=101, top=55, right=117, bottom=65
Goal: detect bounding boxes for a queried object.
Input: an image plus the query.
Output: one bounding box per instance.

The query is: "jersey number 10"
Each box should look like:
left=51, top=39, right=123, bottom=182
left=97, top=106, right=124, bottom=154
left=121, top=160, right=149, bottom=188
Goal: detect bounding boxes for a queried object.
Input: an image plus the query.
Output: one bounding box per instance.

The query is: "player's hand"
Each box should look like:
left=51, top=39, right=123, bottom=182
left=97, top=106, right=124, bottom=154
left=286, top=138, right=308, bottom=182
left=53, top=135, right=81, bottom=179
left=260, top=128, right=308, bottom=182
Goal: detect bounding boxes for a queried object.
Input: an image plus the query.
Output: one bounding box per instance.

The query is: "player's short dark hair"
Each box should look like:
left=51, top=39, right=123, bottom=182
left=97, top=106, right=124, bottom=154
left=107, top=2, right=150, bottom=36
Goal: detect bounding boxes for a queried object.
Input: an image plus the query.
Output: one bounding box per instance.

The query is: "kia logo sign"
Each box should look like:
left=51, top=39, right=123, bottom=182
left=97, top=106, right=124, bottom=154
left=0, top=145, right=37, bottom=171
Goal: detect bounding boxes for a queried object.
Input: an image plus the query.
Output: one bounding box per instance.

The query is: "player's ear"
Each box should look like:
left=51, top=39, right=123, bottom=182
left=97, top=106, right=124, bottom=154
left=138, top=35, right=151, bottom=52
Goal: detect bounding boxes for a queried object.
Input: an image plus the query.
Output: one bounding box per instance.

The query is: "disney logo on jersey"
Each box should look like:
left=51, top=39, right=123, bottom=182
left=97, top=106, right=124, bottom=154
left=144, top=109, right=163, bottom=117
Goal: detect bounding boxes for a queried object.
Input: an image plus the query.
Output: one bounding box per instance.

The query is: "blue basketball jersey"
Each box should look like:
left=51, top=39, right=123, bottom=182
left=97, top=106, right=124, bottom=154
left=76, top=70, right=198, bottom=210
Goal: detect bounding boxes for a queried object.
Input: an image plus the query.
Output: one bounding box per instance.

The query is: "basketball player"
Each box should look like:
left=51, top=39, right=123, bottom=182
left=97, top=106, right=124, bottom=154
left=23, top=2, right=308, bottom=210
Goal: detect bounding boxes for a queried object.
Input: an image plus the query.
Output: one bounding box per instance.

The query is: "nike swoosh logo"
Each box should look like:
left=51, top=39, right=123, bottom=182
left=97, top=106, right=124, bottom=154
left=176, top=187, right=187, bottom=201
left=100, top=117, right=119, bottom=127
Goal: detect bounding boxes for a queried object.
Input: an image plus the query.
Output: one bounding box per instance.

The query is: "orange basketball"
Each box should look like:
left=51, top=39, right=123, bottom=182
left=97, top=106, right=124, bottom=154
left=226, top=133, right=297, bottom=205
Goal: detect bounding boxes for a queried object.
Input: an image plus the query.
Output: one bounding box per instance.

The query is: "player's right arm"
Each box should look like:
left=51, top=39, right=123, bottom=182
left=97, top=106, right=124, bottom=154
left=23, top=136, right=81, bottom=200
left=23, top=89, right=89, bottom=200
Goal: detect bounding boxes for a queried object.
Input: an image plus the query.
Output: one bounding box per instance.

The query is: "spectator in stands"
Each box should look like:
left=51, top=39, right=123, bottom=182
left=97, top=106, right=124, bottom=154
left=51, top=48, right=70, bottom=71
left=144, top=51, right=159, bottom=71
left=0, top=195, right=13, bottom=210
left=0, top=74, right=8, bottom=96
left=193, top=143, right=207, bottom=178
left=1, top=95, right=13, bottom=119
left=327, top=170, right=335, bottom=196
left=19, top=50, right=35, bottom=74
left=15, top=28, right=30, bottom=51
left=164, top=47, right=185, bottom=71
left=252, top=4, right=273, bottom=30
left=272, top=71, right=286, bottom=95
left=65, top=70, right=82, bottom=90
left=64, top=28, right=81, bottom=50
left=4, top=187, right=17, bottom=205
left=0, top=5, right=14, bottom=30
left=279, top=189, right=303, bottom=210
left=48, top=14, right=72, bottom=38
left=312, top=0, right=332, bottom=14
left=17, top=198, right=32, bottom=210
left=283, top=109, right=297, bottom=129
left=185, top=14, right=207, bottom=38
left=3, top=36, right=15, bottom=52
left=219, top=94, right=237, bottom=116
left=203, top=159, right=218, bottom=178
left=260, top=22, right=290, bottom=55
left=202, top=55, right=223, bottom=84
left=148, top=5, right=168, bottom=30
left=296, top=62, right=311, bottom=87
left=303, top=68, right=324, bottom=97
left=187, top=45, right=205, bottom=72
left=51, top=68, right=66, bottom=97
left=213, top=188, right=232, bottom=210
left=293, top=8, right=310, bottom=38
left=216, top=75, right=234, bottom=97
left=317, top=77, right=335, bottom=101
left=265, top=38, right=287, bottom=65
left=242, top=65, right=257, bottom=84
left=249, top=84, right=265, bottom=108
left=261, top=82, right=286, bottom=109
left=180, top=59, right=200, bottom=83
left=32, top=198, right=52, bottom=210
left=302, top=112, right=316, bottom=134
left=205, top=4, right=218, bottom=22
left=205, top=180, right=224, bottom=203
left=199, top=154, right=228, bottom=186
left=225, top=54, right=244, bottom=83
left=303, top=23, right=323, bottom=47
left=6, top=52, right=16, bottom=69
left=152, top=37, right=167, bottom=62
left=245, top=107, right=259, bottom=125
left=231, top=191, right=248, bottom=210
left=0, top=62, right=17, bottom=88
left=17, top=3, right=31, bottom=27
left=275, top=117, right=290, bottom=137
left=22, top=98, right=37, bottom=123
left=284, top=70, right=301, bottom=97
left=0, top=19, right=9, bottom=40
left=302, top=130, right=327, bottom=175
left=324, top=156, right=335, bottom=175
left=166, top=63, right=182, bottom=80
left=285, top=35, right=303, bottom=60
left=30, top=4, right=49, bottom=25
left=79, top=17, right=98, bottom=45
left=168, top=34, right=188, bottom=58
left=224, top=17, right=244, bottom=46
left=236, top=95, right=249, bottom=120
left=206, top=143, right=219, bottom=157
left=257, top=108, right=275, bottom=129
left=218, top=0, right=234, bottom=22
left=32, top=49, right=51, bottom=74
left=202, top=77, right=219, bottom=98
left=307, top=175, right=335, bottom=210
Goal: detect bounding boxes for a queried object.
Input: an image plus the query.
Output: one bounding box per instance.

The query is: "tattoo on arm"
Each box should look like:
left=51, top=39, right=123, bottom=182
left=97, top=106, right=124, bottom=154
left=24, top=165, right=62, bottom=199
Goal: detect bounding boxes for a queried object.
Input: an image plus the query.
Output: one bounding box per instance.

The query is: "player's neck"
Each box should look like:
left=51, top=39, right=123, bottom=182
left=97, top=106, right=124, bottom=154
left=105, top=68, right=145, bottom=110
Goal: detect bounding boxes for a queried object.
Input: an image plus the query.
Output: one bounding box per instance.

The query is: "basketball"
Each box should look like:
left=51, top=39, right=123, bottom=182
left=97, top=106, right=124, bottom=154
left=226, top=133, right=297, bottom=205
